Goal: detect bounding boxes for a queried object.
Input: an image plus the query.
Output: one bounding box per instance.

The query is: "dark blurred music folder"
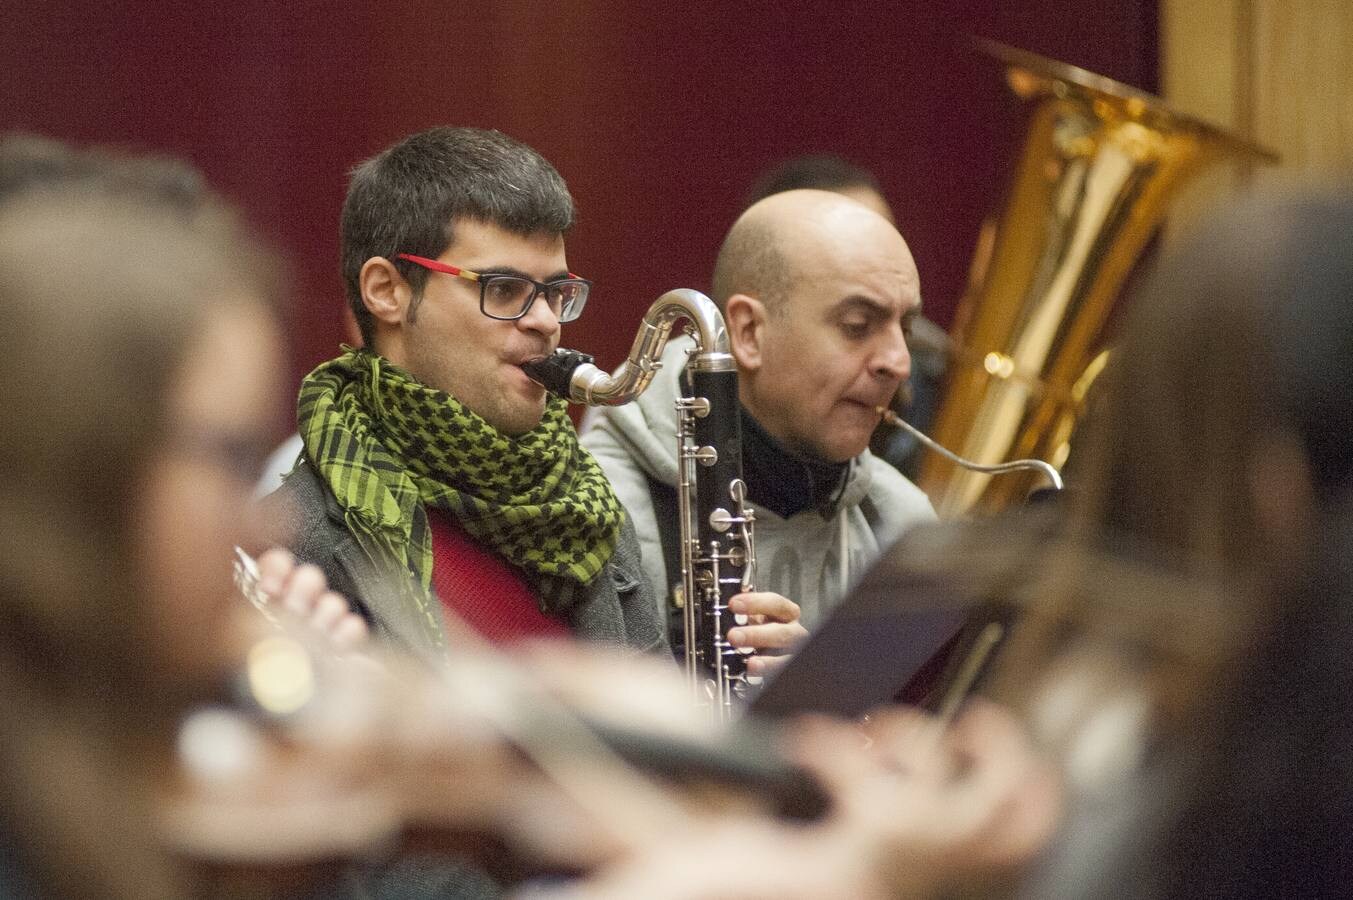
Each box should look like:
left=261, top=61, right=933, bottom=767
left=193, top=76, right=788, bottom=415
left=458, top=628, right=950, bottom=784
left=748, top=568, right=974, bottom=721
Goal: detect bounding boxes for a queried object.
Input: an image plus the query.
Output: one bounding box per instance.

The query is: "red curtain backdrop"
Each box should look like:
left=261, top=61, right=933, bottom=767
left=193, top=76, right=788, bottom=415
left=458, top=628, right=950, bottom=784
left=2, top=1, right=1156, bottom=412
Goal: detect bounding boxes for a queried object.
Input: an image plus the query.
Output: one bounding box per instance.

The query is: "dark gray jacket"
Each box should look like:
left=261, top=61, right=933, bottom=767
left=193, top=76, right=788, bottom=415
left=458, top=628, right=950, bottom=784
left=269, top=461, right=666, bottom=661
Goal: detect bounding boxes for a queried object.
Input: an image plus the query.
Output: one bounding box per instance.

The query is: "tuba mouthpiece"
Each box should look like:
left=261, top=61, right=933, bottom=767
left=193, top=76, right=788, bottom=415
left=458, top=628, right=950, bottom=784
left=875, top=406, right=1064, bottom=493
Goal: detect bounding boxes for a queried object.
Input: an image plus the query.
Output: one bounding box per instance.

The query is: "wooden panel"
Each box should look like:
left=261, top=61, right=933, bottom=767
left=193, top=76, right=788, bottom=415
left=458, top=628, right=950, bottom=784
left=1160, top=0, right=1252, bottom=235
left=1253, top=0, right=1353, bottom=177
left=1163, top=0, right=1353, bottom=233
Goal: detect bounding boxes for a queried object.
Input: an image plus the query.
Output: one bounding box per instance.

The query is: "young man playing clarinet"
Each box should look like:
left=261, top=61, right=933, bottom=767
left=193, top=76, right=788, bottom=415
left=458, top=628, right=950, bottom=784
left=271, top=126, right=804, bottom=670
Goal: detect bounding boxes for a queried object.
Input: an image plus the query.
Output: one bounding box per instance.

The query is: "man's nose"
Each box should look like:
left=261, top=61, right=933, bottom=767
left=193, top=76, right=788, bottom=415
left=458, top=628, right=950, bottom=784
left=871, top=324, right=911, bottom=382
left=517, top=291, right=561, bottom=337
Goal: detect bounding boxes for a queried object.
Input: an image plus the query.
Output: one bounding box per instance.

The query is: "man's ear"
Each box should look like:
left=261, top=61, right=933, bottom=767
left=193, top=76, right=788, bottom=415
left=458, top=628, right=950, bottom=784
left=724, top=293, right=767, bottom=371
left=359, top=257, right=411, bottom=327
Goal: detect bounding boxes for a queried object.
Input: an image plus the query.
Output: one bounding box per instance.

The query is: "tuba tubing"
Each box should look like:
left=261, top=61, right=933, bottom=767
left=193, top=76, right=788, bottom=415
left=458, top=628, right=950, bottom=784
left=877, top=406, right=1063, bottom=493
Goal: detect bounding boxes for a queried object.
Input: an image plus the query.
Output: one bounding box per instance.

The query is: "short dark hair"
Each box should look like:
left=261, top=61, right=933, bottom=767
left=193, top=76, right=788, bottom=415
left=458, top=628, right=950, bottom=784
left=340, top=127, right=575, bottom=345
left=744, top=154, right=883, bottom=210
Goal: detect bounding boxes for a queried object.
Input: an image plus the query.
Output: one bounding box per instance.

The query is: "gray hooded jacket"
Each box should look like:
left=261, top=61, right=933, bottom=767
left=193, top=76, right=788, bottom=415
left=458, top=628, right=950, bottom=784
left=581, top=335, right=935, bottom=632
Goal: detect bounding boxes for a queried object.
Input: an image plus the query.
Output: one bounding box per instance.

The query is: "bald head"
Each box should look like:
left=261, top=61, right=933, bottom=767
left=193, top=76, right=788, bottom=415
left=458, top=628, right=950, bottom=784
left=711, top=189, right=916, bottom=316
left=713, top=190, right=921, bottom=462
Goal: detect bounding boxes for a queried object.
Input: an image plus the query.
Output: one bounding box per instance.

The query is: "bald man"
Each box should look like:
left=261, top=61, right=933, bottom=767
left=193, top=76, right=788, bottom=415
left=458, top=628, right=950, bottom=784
left=582, top=190, right=935, bottom=637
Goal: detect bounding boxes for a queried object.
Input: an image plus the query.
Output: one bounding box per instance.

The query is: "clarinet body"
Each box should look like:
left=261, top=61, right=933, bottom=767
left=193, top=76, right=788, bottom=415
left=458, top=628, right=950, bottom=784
left=522, top=289, right=758, bottom=722
left=681, top=358, right=757, bottom=718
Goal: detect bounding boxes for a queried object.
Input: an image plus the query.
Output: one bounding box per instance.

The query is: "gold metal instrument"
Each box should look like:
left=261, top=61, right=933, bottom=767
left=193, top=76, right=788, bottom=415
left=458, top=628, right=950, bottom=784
left=920, top=41, right=1278, bottom=516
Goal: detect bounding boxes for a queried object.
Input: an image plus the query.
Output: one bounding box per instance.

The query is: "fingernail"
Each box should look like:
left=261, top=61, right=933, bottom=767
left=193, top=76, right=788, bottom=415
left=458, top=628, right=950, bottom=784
left=729, top=598, right=746, bottom=613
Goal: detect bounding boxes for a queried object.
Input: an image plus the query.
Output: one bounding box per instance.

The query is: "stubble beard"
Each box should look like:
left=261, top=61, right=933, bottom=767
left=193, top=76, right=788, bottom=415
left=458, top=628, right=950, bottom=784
left=467, top=366, right=547, bottom=437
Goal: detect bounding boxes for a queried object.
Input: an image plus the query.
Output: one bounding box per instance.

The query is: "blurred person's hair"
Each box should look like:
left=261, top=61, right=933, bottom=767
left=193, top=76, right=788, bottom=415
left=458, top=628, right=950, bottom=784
left=1073, top=192, right=1353, bottom=574
left=0, top=132, right=207, bottom=211
left=1154, top=482, right=1353, bottom=898
left=1122, top=191, right=1353, bottom=896
left=962, top=190, right=1353, bottom=895
left=340, top=126, right=575, bottom=345
left=0, top=136, right=280, bottom=900
left=744, top=154, right=884, bottom=209
left=990, top=189, right=1353, bottom=711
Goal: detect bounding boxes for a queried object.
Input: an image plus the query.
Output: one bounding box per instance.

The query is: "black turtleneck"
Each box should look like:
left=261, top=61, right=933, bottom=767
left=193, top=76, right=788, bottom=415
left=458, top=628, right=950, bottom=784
left=739, top=404, right=849, bottom=518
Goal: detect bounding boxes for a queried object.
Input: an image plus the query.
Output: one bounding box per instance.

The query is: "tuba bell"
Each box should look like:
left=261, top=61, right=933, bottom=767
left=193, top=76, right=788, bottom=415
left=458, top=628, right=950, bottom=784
left=919, top=41, right=1278, bottom=516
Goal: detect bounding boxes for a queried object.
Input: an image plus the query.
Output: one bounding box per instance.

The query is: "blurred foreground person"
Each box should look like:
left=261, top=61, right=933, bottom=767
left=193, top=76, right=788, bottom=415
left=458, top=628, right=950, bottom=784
left=985, top=189, right=1353, bottom=898
left=539, top=700, right=1059, bottom=900
left=0, top=138, right=344, bottom=898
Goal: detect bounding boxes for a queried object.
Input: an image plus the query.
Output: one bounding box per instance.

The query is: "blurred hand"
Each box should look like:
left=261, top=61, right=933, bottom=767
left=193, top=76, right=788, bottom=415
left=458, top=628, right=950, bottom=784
left=254, top=548, right=369, bottom=652
left=547, top=700, right=1059, bottom=900
left=536, top=813, right=894, bottom=900
left=725, top=592, right=809, bottom=676
left=792, top=699, right=1063, bottom=890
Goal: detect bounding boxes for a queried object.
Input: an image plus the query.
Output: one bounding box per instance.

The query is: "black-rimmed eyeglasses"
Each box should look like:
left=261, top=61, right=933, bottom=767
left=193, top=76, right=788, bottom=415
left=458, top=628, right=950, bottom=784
left=396, top=253, right=591, bottom=323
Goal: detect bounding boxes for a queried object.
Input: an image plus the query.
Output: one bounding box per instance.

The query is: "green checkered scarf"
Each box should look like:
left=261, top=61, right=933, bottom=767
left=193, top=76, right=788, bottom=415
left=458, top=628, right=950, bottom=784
left=297, top=347, right=623, bottom=642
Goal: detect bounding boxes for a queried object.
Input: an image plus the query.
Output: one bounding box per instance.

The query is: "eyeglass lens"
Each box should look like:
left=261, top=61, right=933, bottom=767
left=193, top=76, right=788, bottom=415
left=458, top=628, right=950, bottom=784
left=481, top=276, right=587, bottom=322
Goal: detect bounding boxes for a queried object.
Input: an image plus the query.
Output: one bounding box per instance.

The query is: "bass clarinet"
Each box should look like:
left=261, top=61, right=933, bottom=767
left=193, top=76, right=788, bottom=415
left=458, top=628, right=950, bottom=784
left=523, top=289, right=757, bottom=722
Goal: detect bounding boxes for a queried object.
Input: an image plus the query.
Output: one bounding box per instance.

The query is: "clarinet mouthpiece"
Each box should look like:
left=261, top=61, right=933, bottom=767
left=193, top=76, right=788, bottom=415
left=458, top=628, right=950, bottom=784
left=522, top=348, right=595, bottom=398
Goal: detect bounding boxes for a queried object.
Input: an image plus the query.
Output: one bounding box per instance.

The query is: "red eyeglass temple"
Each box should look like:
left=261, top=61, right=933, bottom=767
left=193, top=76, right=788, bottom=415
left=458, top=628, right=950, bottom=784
left=395, top=253, right=471, bottom=279
left=396, top=253, right=581, bottom=281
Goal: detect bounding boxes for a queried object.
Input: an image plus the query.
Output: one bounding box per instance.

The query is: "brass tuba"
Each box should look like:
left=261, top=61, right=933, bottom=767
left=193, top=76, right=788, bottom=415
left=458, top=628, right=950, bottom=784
left=919, top=41, right=1278, bottom=516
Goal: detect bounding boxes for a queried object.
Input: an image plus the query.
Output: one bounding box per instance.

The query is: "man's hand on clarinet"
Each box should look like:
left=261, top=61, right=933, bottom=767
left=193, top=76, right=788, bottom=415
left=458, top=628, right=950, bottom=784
left=725, top=592, right=808, bottom=676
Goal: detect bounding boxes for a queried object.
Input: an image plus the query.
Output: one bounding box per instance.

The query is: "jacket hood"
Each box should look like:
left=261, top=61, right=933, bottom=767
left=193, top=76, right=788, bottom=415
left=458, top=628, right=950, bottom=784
left=596, top=334, right=881, bottom=520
